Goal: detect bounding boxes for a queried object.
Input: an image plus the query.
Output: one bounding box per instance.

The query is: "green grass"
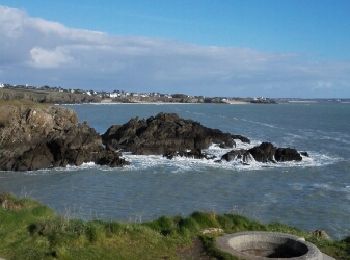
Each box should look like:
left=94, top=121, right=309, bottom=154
left=0, top=193, right=349, bottom=259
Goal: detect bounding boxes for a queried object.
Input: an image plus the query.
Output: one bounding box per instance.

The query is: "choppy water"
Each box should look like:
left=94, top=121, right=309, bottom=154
left=0, top=103, right=349, bottom=239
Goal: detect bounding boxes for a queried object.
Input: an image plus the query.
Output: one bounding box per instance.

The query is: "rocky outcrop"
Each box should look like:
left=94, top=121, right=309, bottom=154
left=220, top=149, right=251, bottom=163
left=0, top=102, right=127, bottom=171
left=221, top=142, right=303, bottom=163
left=102, top=113, right=249, bottom=155
left=248, top=142, right=277, bottom=162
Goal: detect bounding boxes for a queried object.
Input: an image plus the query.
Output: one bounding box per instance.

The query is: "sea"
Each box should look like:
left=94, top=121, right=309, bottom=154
left=0, top=103, right=349, bottom=239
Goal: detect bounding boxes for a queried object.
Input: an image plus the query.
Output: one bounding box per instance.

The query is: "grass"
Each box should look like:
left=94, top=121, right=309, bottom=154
left=0, top=193, right=349, bottom=259
left=0, top=99, right=49, bottom=107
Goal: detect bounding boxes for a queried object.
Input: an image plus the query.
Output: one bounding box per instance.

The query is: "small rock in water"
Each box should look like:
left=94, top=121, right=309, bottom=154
left=221, top=142, right=303, bottom=164
left=300, top=151, right=309, bottom=157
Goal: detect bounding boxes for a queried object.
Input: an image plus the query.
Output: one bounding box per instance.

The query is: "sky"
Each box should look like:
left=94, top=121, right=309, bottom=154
left=0, top=0, right=350, bottom=98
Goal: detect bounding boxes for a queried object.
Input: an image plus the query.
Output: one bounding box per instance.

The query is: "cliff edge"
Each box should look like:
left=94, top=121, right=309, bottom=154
left=0, top=101, right=127, bottom=171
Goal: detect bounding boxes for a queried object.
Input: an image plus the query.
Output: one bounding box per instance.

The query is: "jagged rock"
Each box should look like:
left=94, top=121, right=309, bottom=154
left=221, top=149, right=250, bottom=162
left=248, top=142, right=277, bottom=162
left=221, top=142, right=303, bottom=163
left=102, top=113, right=248, bottom=155
left=96, top=150, right=129, bottom=167
left=274, top=147, right=302, bottom=162
left=0, top=102, right=127, bottom=171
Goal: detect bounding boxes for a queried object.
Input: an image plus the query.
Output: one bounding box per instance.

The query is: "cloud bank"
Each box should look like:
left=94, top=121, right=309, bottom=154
left=0, top=5, right=349, bottom=97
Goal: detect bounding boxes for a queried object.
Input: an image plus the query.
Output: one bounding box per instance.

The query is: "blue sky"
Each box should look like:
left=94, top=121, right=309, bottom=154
left=0, top=1, right=350, bottom=97
left=2, top=0, right=350, bottom=59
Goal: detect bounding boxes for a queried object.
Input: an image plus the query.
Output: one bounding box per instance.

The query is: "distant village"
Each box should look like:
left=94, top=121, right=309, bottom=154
left=0, top=83, right=279, bottom=104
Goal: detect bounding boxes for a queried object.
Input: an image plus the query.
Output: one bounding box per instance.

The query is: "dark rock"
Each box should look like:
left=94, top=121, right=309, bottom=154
left=221, top=149, right=250, bottom=162
left=275, top=148, right=302, bottom=162
left=96, top=150, right=129, bottom=167
left=0, top=103, right=128, bottom=171
left=221, top=142, right=303, bottom=163
left=249, top=142, right=302, bottom=162
left=231, top=134, right=250, bottom=144
left=102, top=113, right=246, bottom=156
left=248, top=142, right=276, bottom=162
left=300, top=151, right=309, bottom=157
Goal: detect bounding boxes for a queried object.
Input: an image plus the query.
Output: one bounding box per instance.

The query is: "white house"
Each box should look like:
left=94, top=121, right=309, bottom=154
left=109, top=93, right=120, bottom=98
left=0, top=83, right=4, bottom=88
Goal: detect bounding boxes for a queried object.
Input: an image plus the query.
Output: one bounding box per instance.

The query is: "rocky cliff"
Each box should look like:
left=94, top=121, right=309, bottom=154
left=0, top=102, right=127, bottom=171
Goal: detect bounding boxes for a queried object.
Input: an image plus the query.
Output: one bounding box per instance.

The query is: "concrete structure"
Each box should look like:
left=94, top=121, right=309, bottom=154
left=215, top=231, right=334, bottom=259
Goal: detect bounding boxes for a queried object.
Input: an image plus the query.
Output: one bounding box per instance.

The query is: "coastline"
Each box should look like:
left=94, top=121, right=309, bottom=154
left=60, top=101, right=251, bottom=105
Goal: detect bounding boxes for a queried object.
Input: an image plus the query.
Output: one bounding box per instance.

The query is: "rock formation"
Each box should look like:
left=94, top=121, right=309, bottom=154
left=0, top=102, right=127, bottom=171
left=221, top=142, right=303, bottom=163
left=102, top=113, right=250, bottom=155
left=0, top=104, right=306, bottom=170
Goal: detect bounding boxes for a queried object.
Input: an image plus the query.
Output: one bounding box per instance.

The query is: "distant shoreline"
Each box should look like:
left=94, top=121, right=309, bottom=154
left=69, top=101, right=251, bottom=105
left=1, top=85, right=349, bottom=105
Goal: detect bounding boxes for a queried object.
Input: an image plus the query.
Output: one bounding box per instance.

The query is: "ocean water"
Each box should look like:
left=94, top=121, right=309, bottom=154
left=0, top=103, right=349, bottom=239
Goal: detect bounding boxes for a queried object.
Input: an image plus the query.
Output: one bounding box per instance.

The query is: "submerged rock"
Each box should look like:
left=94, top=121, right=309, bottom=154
left=0, top=102, right=128, bottom=171
left=300, top=151, right=309, bottom=157
left=102, top=112, right=249, bottom=156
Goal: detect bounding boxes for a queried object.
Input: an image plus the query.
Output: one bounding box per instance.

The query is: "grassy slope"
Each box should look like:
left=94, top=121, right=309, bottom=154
left=0, top=88, right=101, bottom=104
left=0, top=193, right=349, bottom=260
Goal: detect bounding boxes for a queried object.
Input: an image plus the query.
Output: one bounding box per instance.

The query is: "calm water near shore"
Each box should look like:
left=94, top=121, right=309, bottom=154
left=0, top=103, right=349, bottom=239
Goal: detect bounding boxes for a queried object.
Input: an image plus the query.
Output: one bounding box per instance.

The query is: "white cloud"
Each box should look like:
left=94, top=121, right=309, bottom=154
left=29, top=47, right=73, bottom=68
left=0, top=5, right=349, bottom=97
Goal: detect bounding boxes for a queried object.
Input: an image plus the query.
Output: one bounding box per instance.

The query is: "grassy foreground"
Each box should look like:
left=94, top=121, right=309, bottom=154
left=0, top=193, right=349, bottom=260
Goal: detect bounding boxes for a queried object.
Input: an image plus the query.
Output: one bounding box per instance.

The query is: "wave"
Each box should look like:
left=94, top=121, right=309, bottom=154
left=22, top=162, right=126, bottom=175
left=289, top=182, right=350, bottom=194
left=239, top=118, right=283, bottom=129
left=120, top=142, right=341, bottom=173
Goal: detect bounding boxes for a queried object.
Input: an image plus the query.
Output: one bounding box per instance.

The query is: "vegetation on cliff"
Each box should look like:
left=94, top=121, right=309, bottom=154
left=0, top=193, right=348, bottom=259
left=0, top=87, right=102, bottom=104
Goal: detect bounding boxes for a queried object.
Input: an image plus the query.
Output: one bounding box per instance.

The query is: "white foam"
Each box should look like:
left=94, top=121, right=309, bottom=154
left=120, top=143, right=342, bottom=173
left=23, top=162, right=125, bottom=175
